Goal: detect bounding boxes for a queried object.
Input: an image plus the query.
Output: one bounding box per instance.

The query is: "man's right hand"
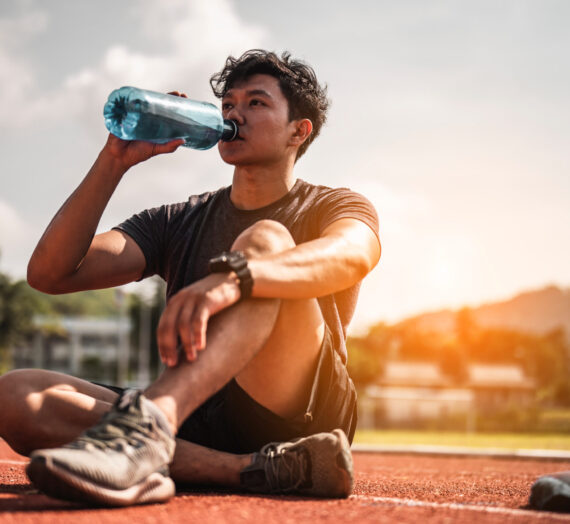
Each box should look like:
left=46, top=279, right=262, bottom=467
left=103, top=133, right=185, bottom=172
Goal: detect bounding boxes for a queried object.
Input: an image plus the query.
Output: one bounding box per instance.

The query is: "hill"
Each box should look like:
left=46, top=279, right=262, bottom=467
left=399, top=285, right=570, bottom=336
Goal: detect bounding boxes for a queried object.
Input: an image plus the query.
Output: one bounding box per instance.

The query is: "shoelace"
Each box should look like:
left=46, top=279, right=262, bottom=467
left=71, top=412, right=154, bottom=451
left=263, top=445, right=308, bottom=492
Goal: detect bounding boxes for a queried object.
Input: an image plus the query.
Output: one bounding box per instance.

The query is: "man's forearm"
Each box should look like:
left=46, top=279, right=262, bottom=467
left=248, top=220, right=380, bottom=300
left=27, top=149, right=127, bottom=291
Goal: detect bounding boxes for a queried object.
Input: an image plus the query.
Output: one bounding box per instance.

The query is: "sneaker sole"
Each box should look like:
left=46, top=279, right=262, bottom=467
left=27, top=455, right=175, bottom=507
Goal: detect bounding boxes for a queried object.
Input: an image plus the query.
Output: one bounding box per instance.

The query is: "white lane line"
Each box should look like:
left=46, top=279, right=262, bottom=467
left=352, top=444, right=570, bottom=461
left=352, top=495, right=569, bottom=520
left=0, top=459, right=27, bottom=465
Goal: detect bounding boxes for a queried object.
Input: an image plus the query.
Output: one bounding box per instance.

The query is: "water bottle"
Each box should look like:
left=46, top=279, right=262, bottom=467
left=103, top=86, right=238, bottom=150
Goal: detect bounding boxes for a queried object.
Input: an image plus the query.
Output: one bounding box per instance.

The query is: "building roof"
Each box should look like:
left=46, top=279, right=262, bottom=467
left=33, top=315, right=131, bottom=335
left=467, top=364, right=535, bottom=389
left=380, top=361, right=446, bottom=387
left=376, top=360, right=535, bottom=390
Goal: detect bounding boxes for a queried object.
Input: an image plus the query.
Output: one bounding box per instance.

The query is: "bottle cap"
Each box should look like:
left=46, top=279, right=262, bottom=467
left=222, top=120, right=238, bottom=142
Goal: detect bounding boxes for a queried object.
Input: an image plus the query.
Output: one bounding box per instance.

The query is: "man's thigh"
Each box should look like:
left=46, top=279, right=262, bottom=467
left=235, top=296, right=325, bottom=420
left=177, top=324, right=357, bottom=454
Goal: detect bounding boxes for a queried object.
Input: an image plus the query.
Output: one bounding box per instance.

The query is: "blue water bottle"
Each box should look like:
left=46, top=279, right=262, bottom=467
left=103, top=86, right=238, bottom=150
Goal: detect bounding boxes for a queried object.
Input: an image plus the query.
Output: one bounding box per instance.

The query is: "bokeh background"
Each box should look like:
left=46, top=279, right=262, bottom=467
left=2, top=0, right=568, bottom=328
left=1, top=1, right=569, bottom=438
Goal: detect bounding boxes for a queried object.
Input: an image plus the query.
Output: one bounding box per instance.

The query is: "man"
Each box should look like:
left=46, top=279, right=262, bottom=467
left=0, top=50, right=380, bottom=506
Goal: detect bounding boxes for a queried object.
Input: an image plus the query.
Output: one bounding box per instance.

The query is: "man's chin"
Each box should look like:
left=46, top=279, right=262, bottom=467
left=219, top=149, right=253, bottom=167
left=218, top=144, right=242, bottom=166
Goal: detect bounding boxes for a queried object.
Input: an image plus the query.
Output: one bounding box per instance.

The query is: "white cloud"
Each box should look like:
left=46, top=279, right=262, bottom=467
left=0, top=0, right=267, bottom=130
left=0, top=9, right=48, bottom=120
left=0, top=9, right=48, bottom=47
left=0, top=200, right=35, bottom=277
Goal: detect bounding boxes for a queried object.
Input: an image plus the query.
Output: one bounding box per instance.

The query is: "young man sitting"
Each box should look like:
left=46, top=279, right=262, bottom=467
left=0, top=49, right=380, bottom=506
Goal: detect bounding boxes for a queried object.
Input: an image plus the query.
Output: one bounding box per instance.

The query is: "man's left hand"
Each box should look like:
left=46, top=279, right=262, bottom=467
left=156, top=272, right=241, bottom=366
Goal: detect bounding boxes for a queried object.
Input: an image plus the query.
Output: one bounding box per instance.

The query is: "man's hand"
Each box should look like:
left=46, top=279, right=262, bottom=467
left=104, top=133, right=185, bottom=171
left=157, top=272, right=242, bottom=367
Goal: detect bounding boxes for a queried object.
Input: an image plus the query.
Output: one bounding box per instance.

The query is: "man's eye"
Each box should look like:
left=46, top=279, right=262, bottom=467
left=222, top=103, right=233, bottom=110
left=250, top=99, right=264, bottom=106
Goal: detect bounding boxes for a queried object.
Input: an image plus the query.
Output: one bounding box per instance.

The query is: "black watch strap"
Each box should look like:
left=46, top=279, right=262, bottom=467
left=208, top=251, right=253, bottom=300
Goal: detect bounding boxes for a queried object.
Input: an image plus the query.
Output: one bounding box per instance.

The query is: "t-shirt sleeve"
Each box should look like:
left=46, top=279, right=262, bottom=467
left=113, top=204, right=175, bottom=280
left=315, top=188, right=380, bottom=243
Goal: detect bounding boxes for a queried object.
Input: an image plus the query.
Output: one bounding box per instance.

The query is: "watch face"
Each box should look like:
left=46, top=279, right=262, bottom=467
left=208, top=251, right=252, bottom=300
left=209, top=251, right=245, bottom=273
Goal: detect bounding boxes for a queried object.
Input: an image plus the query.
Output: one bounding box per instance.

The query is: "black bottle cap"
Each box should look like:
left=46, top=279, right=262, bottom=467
left=221, top=120, right=238, bottom=142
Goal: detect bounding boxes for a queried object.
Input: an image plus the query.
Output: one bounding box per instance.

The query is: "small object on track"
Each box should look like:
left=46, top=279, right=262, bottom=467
left=529, top=470, right=570, bottom=513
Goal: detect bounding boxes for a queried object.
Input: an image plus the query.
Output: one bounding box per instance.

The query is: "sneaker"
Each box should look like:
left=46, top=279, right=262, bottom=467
left=26, top=389, right=176, bottom=507
left=240, top=429, right=353, bottom=498
left=529, top=471, right=570, bottom=513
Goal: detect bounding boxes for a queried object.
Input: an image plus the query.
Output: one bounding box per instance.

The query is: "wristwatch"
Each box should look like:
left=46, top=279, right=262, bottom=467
left=208, top=251, right=253, bottom=301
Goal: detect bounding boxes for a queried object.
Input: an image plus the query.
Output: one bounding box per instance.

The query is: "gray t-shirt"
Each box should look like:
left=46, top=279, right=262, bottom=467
left=115, top=178, right=379, bottom=363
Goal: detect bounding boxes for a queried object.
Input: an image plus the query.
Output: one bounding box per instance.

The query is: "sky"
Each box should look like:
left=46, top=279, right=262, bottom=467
left=0, top=0, right=569, bottom=333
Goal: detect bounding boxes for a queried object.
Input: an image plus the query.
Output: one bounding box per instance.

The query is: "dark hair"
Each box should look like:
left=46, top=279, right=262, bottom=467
left=210, top=49, right=330, bottom=160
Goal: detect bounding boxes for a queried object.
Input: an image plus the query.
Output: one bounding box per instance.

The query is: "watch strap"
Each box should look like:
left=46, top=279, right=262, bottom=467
left=208, top=251, right=253, bottom=300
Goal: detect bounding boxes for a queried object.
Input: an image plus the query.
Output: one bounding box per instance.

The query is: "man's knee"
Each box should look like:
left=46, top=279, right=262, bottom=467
left=0, top=369, right=36, bottom=405
left=0, top=369, right=44, bottom=454
left=232, top=220, right=295, bottom=258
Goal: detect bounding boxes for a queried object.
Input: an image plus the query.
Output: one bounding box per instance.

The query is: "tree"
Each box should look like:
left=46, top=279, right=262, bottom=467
left=128, top=278, right=166, bottom=380
left=0, top=272, right=43, bottom=370
left=347, top=337, right=384, bottom=389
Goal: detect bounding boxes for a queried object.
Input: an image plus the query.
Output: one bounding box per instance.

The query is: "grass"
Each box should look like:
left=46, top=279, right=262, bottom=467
left=353, top=429, right=570, bottom=451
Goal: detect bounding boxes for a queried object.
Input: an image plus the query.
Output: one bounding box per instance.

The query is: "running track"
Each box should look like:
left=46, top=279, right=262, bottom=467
left=1, top=440, right=568, bottom=523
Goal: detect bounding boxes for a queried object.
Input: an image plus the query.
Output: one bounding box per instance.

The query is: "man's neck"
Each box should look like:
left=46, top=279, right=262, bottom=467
left=230, top=163, right=296, bottom=210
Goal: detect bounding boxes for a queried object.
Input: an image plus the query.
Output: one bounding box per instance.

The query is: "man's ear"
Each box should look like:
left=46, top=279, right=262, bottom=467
left=290, top=118, right=313, bottom=146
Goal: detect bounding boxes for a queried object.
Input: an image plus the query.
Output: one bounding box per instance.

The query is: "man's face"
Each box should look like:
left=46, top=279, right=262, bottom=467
left=217, top=74, right=298, bottom=167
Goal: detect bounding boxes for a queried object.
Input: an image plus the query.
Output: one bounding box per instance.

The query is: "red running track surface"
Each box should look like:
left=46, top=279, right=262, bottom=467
left=1, top=439, right=569, bottom=523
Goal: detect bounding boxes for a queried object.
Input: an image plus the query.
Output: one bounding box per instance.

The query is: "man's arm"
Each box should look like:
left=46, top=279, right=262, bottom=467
left=248, top=218, right=380, bottom=299
left=27, top=133, right=184, bottom=294
left=157, top=217, right=380, bottom=366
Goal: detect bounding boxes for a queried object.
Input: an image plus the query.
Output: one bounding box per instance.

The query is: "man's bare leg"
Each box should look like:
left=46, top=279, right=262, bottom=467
left=0, top=369, right=250, bottom=487
left=1, top=221, right=326, bottom=490
left=0, top=299, right=320, bottom=489
left=19, top=220, right=354, bottom=505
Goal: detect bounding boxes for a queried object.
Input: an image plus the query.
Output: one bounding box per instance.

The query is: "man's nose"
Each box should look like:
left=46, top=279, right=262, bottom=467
left=225, top=106, right=245, bottom=125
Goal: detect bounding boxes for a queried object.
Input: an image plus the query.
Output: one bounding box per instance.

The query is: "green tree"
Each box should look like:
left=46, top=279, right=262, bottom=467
left=0, top=272, right=43, bottom=370
left=128, top=278, right=166, bottom=380
left=29, top=287, right=121, bottom=317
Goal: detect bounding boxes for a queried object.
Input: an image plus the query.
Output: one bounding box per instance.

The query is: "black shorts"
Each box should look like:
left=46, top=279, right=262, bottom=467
left=99, top=326, right=357, bottom=454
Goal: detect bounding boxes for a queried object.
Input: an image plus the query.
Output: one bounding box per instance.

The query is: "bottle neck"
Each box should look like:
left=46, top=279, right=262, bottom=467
left=221, top=120, right=238, bottom=142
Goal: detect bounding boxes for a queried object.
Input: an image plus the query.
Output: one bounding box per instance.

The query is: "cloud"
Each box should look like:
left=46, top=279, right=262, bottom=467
left=0, top=199, right=35, bottom=277
left=0, top=8, right=48, bottom=47
left=0, top=0, right=267, bottom=131
left=0, top=0, right=267, bottom=276
left=0, top=9, right=49, bottom=121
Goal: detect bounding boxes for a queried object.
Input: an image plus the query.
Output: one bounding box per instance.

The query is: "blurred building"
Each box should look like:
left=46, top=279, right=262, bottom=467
left=359, top=360, right=536, bottom=430
left=466, top=363, right=535, bottom=410
left=11, top=316, right=131, bottom=386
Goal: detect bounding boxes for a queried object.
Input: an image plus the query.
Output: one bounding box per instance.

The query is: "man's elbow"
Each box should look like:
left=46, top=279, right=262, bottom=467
left=27, top=261, right=65, bottom=295
left=358, top=237, right=381, bottom=278
left=27, top=267, right=51, bottom=294
left=351, top=248, right=379, bottom=282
